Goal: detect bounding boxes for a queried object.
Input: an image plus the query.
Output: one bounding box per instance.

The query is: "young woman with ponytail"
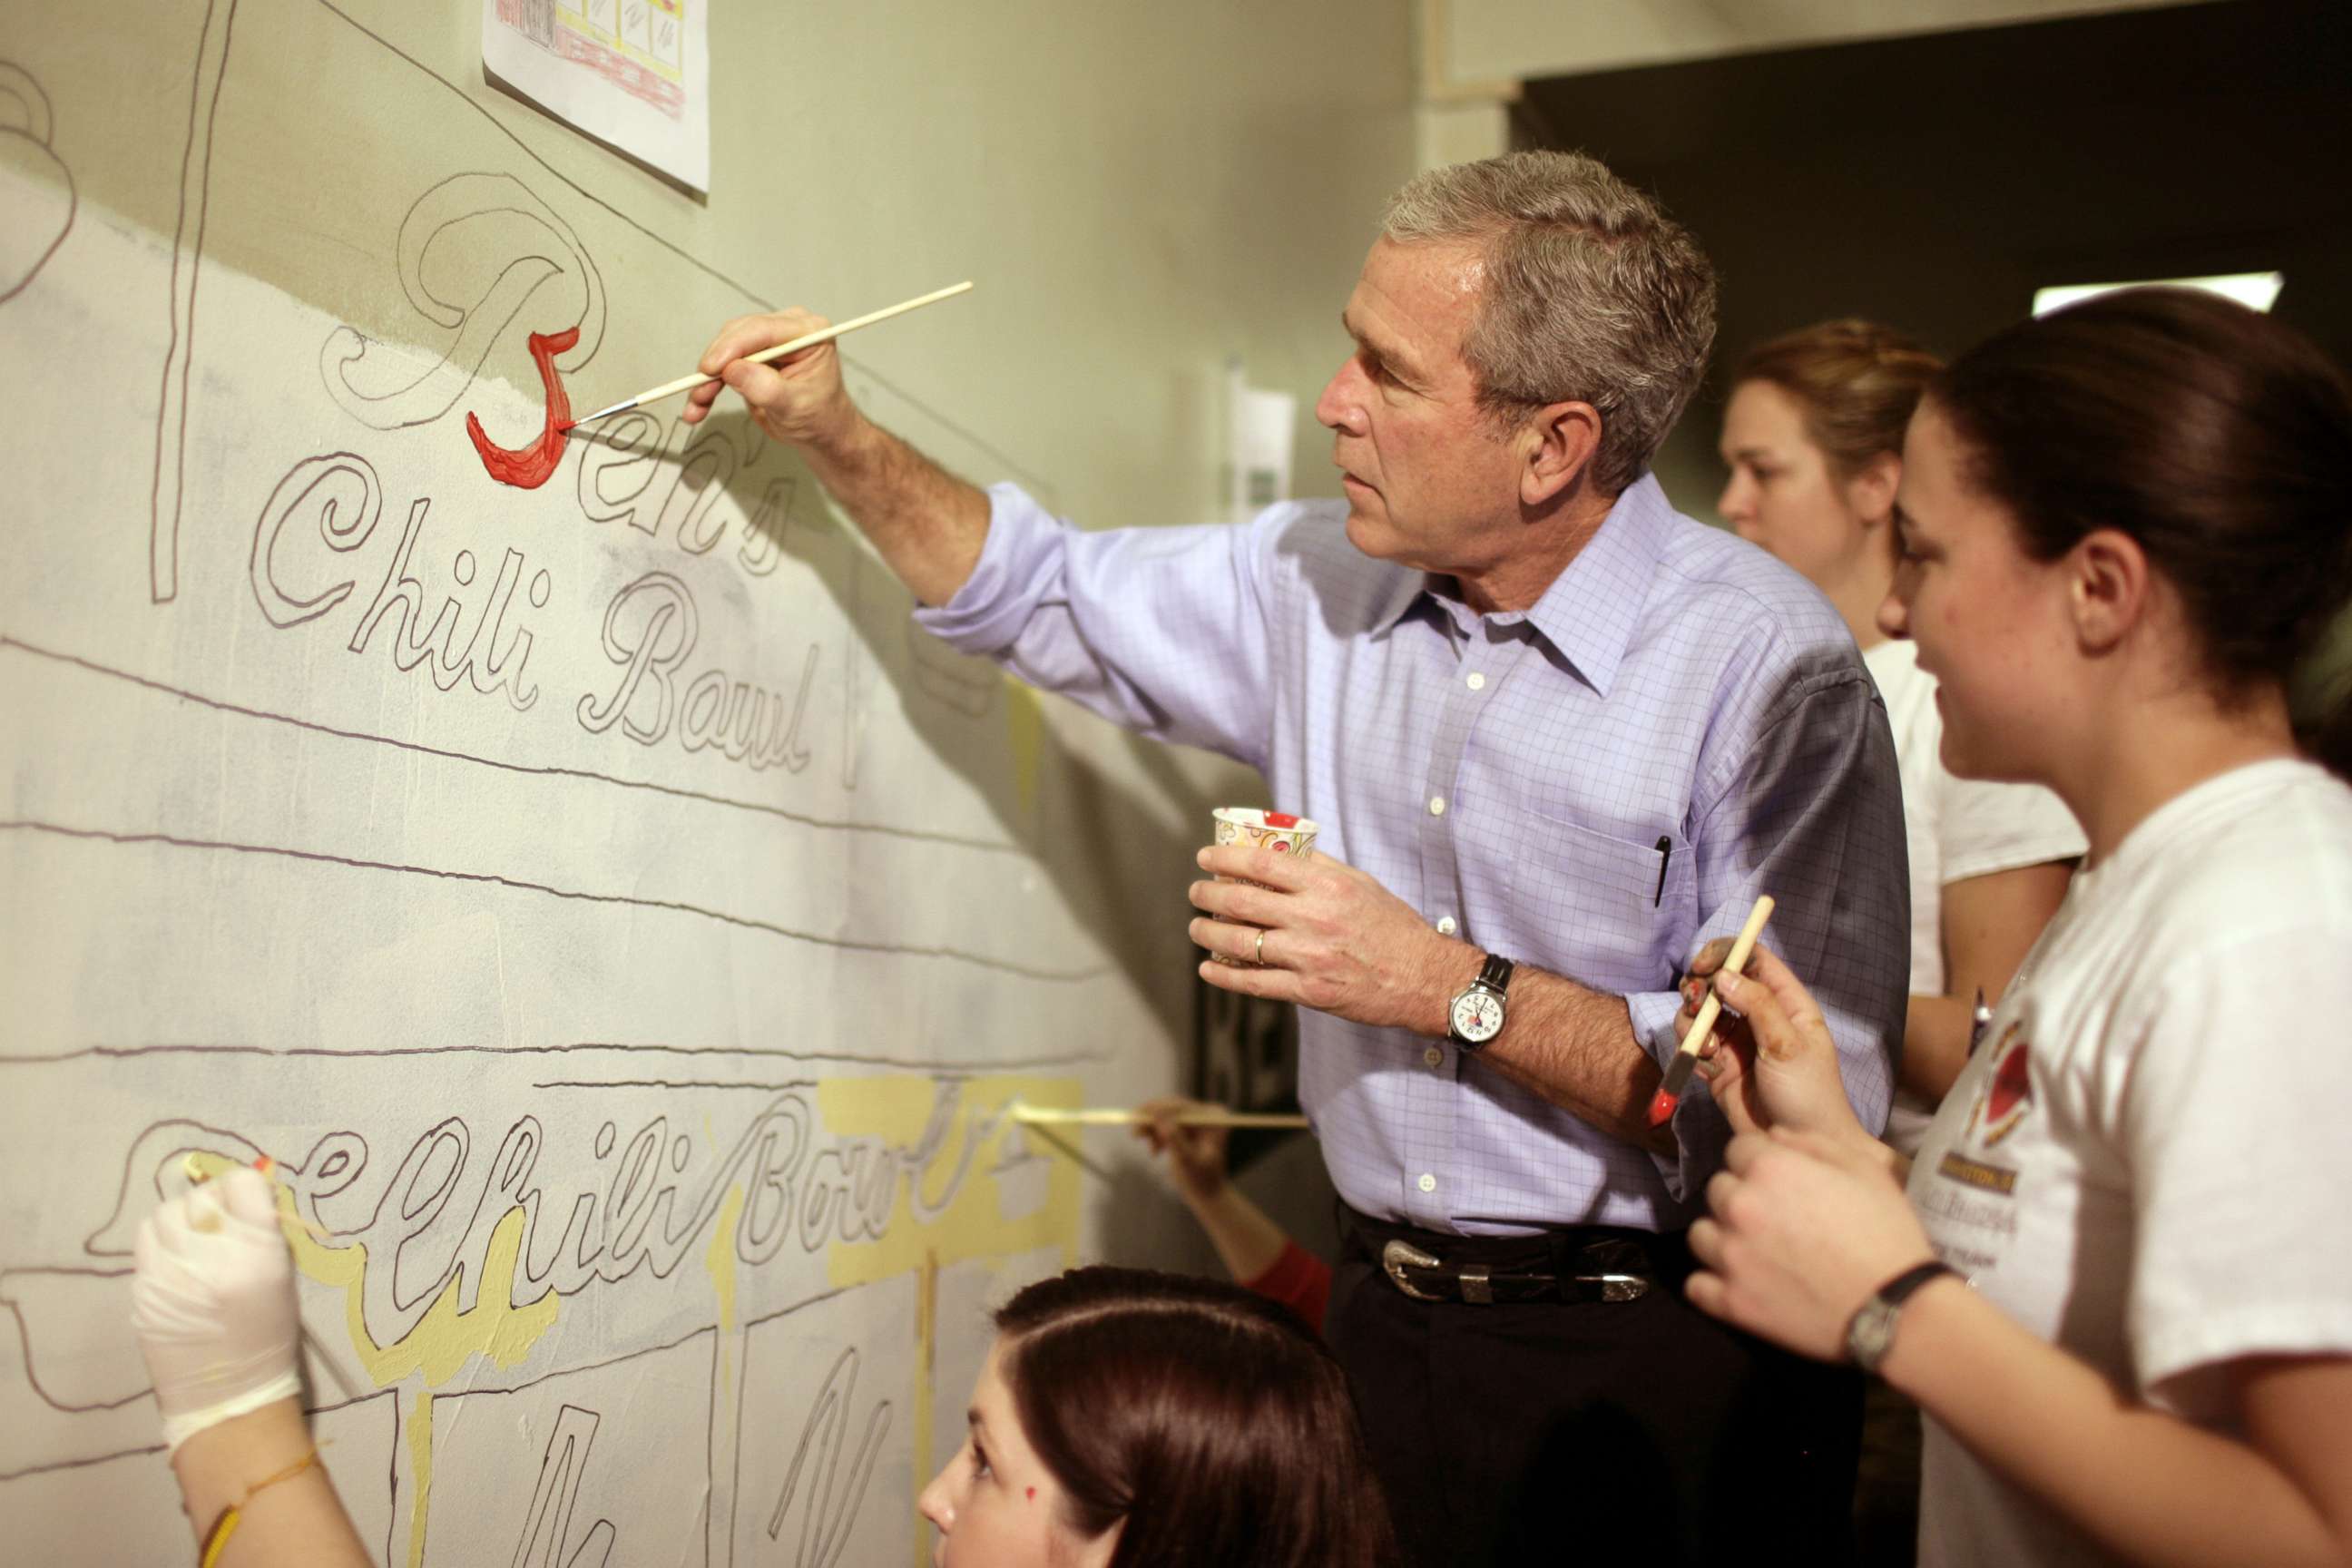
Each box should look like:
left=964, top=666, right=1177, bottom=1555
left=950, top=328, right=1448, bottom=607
left=1676, top=289, right=2352, bottom=1568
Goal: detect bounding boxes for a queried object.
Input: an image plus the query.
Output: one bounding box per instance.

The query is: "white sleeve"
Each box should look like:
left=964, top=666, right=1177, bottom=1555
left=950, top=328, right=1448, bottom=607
left=2123, top=926, right=2352, bottom=1416
left=1937, top=771, right=2086, bottom=886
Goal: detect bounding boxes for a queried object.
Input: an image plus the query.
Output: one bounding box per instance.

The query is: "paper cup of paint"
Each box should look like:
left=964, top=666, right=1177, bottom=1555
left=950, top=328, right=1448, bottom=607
left=1207, top=808, right=1321, bottom=964
left=1212, top=807, right=1321, bottom=858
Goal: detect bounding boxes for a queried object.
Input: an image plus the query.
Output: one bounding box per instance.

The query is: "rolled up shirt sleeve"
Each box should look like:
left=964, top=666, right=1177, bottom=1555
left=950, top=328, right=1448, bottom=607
left=915, top=483, right=1280, bottom=770
left=1651, top=660, right=1910, bottom=1200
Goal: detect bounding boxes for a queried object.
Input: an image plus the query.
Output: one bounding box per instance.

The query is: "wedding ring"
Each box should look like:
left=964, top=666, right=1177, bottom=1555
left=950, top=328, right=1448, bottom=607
left=1253, top=928, right=1267, bottom=965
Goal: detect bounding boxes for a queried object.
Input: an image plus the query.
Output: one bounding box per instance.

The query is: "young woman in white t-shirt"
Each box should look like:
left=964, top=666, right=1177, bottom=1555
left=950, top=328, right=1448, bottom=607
left=1718, top=320, right=2085, bottom=1152
left=1676, top=289, right=2352, bottom=1568
left=1720, top=319, right=2088, bottom=1565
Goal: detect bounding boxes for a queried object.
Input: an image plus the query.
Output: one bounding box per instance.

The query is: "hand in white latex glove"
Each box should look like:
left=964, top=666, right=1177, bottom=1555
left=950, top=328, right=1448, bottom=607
left=132, top=1165, right=303, bottom=1452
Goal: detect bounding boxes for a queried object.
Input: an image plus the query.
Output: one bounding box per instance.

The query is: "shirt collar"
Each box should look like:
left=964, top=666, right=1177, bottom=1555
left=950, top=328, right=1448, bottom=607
left=1365, top=474, right=1675, bottom=698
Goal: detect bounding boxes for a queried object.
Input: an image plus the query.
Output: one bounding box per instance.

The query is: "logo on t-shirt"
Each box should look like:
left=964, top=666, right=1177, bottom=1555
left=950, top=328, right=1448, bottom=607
left=1966, top=1022, right=2034, bottom=1148
left=1932, top=1022, right=2032, bottom=1200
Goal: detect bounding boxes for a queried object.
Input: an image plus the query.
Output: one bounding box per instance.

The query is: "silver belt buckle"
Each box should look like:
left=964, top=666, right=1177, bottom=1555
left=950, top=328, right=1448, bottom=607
left=1381, top=1238, right=1446, bottom=1301
left=1583, top=1273, right=1649, bottom=1302
left=1576, top=1238, right=1651, bottom=1302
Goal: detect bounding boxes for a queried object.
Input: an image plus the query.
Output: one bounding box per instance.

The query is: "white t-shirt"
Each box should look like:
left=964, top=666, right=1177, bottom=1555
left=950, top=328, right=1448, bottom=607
left=1908, top=759, right=2352, bottom=1568
left=1866, top=639, right=2086, bottom=1152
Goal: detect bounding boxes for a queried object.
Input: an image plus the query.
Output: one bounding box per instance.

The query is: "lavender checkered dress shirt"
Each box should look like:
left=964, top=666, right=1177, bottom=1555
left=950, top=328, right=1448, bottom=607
left=919, top=476, right=1907, bottom=1235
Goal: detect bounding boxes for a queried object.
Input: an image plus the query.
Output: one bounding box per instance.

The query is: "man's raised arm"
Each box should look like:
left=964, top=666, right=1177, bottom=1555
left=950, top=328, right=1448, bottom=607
left=683, top=309, right=990, bottom=607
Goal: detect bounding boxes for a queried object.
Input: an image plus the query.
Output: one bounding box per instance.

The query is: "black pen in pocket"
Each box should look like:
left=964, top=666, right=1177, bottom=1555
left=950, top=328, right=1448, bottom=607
left=1652, top=836, right=1671, bottom=906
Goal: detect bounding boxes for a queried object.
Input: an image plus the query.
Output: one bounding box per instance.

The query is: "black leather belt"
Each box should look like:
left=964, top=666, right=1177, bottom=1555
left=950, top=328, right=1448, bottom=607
left=1339, top=1203, right=1679, bottom=1307
left=1379, top=1236, right=1651, bottom=1304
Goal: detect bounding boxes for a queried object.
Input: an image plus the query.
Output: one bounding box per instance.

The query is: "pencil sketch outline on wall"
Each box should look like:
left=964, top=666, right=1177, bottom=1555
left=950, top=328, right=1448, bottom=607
left=573, top=412, right=815, bottom=583
left=150, top=0, right=237, bottom=603
left=761, top=1347, right=892, bottom=1568
left=513, top=1403, right=618, bottom=1568
left=0, top=634, right=1032, bottom=854
left=320, top=171, right=606, bottom=433
left=577, top=570, right=818, bottom=773
left=250, top=449, right=547, bottom=711
left=150, top=0, right=1049, bottom=603
left=0, top=61, right=76, bottom=305
left=8, top=1083, right=1022, bottom=1411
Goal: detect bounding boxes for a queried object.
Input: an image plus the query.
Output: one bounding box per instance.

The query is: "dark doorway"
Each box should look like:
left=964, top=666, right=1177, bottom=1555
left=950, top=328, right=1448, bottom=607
left=1517, top=0, right=2352, bottom=514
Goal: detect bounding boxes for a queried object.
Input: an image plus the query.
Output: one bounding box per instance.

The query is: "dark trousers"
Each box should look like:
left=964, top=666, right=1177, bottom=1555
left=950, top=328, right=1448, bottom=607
left=1325, top=1205, right=1861, bottom=1568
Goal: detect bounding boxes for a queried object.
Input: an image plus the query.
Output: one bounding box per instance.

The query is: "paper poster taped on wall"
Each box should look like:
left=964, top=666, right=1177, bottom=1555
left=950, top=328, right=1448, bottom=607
left=483, top=0, right=710, bottom=191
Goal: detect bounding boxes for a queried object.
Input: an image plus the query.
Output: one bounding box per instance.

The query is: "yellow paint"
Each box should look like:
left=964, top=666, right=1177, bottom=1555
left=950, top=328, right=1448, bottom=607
left=406, top=1389, right=434, bottom=1568
left=707, top=1182, right=746, bottom=1449
left=911, top=1248, right=938, bottom=1568
left=185, top=1151, right=562, bottom=1388
left=1003, top=679, right=1044, bottom=814
left=707, top=1183, right=746, bottom=1333
left=816, top=1074, right=1083, bottom=1289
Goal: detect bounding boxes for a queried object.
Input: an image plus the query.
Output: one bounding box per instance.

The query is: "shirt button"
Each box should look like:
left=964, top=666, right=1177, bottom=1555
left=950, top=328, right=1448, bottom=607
left=1436, top=915, right=1457, bottom=936
left=1465, top=671, right=1486, bottom=691
left=1427, top=795, right=1446, bottom=817
left=1423, top=1045, right=1445, bottom=1069
left=1416, top=1172, right=1437, bottom=1194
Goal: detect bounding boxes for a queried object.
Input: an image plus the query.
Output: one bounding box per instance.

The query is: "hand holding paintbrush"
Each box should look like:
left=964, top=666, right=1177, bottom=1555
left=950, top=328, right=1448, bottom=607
left=1649, top=896, right=1777, bottom=1128
left=1666, top=915, right=1877, bottom=1148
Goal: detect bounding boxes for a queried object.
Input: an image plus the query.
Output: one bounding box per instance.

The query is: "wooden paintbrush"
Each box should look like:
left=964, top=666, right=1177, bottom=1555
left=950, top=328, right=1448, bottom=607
left=1646, top=894, right=1776, bottom=1128
left=1010, top=1103, right=1309, bottom=1131
left=563, top=279, right=975, bottom=428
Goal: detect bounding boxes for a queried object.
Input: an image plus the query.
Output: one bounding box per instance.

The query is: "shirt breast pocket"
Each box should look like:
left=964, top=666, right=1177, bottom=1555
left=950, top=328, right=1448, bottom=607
left=1506, top=812, right=1687, bottom=995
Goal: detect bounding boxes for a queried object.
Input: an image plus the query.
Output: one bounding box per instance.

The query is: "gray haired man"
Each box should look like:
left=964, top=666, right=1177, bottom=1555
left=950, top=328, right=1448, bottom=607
left=691, top=151, right=1908, bottom=1565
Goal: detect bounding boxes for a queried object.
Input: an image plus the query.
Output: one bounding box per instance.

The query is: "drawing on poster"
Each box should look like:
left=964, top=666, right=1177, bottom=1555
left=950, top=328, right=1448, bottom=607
left=482, top=0, right=711, bottom=191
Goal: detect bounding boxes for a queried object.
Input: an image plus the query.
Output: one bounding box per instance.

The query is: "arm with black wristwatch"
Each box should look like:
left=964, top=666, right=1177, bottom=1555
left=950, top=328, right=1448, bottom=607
left=1188, top=840, right=1675, bottom=1152
left=1675, top=937, right=2352, bottom=1568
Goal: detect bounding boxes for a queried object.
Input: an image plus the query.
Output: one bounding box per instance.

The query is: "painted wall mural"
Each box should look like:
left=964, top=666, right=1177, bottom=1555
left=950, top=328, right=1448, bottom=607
left=0, top=2, right=1221, bottom=1562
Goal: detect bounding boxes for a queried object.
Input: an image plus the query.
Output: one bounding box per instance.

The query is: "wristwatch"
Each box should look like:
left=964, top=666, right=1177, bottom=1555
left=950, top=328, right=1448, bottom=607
left=1446, top=954, right=1514, bottom=1051
left=1845, top=1259, right=1958, bottom=1374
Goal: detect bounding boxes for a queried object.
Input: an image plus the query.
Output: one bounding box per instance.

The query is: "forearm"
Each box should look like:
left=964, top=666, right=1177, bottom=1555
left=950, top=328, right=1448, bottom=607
left=172, top=1397, right=375, bottom=1568
left=1886, top=1283, right=2349, bottom=1568
left=1475, top=965, right=1666, bottom=1151
left=1180, top=1183, right=1293, bottom=1284
left=802, top=410, right=991, bottom=607
left=1899, top=993, right=1975, bottom=1102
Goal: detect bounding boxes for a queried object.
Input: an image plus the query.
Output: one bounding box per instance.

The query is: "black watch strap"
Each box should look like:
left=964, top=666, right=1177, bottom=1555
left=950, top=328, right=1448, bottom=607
left=1875, top=1259, right=1956, bottom=1308
left=1446, top=954, right=1515, bottom=1051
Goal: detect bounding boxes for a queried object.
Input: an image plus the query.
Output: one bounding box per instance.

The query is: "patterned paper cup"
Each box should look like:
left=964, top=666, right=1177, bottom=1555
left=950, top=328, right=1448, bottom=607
left=1208, top=808, right=1321, bottom=964
left=1212, top=807, right=1321, bottom=858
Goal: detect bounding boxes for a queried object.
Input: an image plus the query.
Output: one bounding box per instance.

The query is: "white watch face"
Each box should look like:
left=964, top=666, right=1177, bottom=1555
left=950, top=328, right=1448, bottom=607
left=1847, top=1300, right=1898, bottom=1372
left=1451, top=989, right=1504, bottom=1043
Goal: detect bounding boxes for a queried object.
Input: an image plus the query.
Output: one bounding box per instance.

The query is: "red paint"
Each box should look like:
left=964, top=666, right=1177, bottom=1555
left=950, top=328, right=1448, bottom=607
left=1644, top=1085, right=1678, bottom=1128
left=1984, top=1038, right=2032, bottom=1125
left=466, top=327, right=579, bottom=489
left=1264, top=812, right=1300, bottom=828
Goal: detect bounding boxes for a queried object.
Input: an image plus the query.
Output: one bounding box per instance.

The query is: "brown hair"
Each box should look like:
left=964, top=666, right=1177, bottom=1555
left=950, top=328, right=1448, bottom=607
left=994, top=1266, right=1397, bottom=1568
left=1731, top=318, right=1944, bottom=480
left=1928, top=287, right=2352, bottom=772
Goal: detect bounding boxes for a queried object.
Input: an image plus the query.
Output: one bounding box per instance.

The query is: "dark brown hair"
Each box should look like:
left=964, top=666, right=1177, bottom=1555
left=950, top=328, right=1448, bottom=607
left=994, top=1267, right=1397, bottom=1568
left=1926, top=288, right=2352, bottom=773
left=1731, top=318, right=1944, bottom=480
